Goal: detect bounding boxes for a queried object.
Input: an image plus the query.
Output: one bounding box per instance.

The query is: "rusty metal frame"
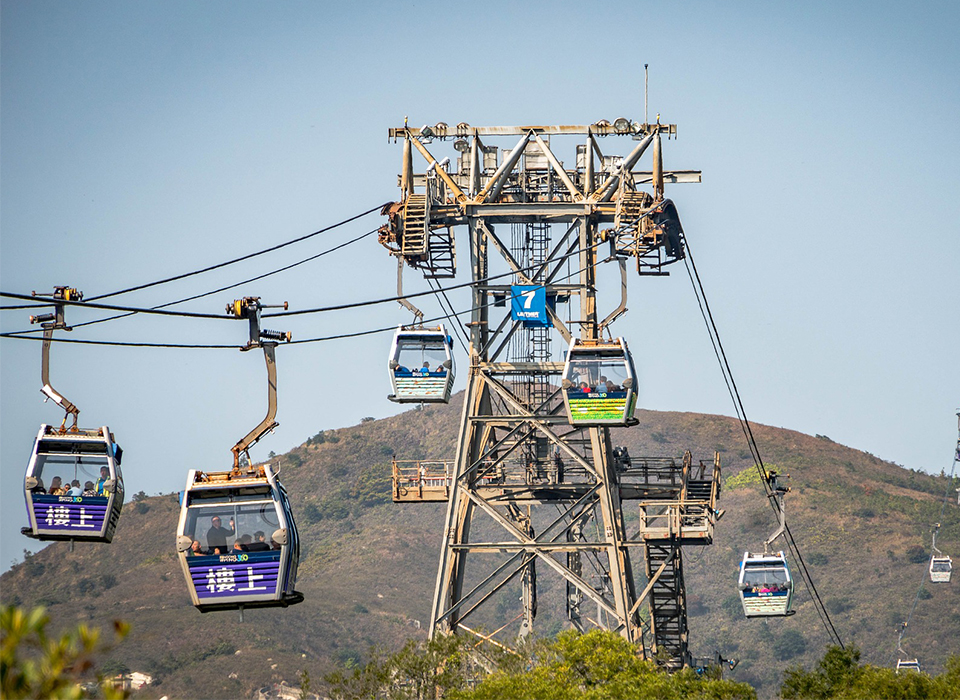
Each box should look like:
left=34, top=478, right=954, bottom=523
left=383, top=120, right=711, bottom=665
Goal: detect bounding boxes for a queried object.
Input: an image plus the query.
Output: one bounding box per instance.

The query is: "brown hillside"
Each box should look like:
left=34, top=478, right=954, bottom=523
left=3, top=400, right=958, bottom=699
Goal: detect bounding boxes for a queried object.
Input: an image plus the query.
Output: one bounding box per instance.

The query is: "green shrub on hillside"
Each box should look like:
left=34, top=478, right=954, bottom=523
left=726, top=467, right=765, bottom=491
left=454, top=631, right=755, bottom=700
left=906, top=545, right=928, bottom=564
left=781, top=644, right=960, bottom=699
left=325, top=631, right=756, bottom=700
left=774, top=629, right=807, bottom=661
left=352, top=465, right=391, bottom=508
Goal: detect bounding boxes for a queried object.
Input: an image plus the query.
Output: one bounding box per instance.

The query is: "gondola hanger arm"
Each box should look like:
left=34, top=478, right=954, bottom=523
left=763, top=471, right=790, bottom=553
left=30, top=286, right=82, bottom=432
left=396, top=258, right=424, bottom=326
left=227, top=297, right=291, bottom=471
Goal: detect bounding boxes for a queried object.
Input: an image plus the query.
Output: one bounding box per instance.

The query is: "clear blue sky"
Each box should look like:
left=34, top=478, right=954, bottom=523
left=2, top=0, right=959, bottom=571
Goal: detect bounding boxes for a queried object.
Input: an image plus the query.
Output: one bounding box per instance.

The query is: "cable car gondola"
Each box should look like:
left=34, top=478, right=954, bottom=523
left=930, top=557, right=953, bottom=583
left=21, top=287, right=125, bottom=544
left=175, top=297, right=302, bottom=614
left=896, top=658, right=921, bottom=673
left=176, top=464, right=302, bottom=612
left=561, top=338, right=638, bottom=426
left=895, top=627, right=921, bottom=673
left=929, top=524, right=952, bottom=583
left=23, top=424, right=124, bottom=543
left=738, top=551, right=795, bottom=617
left=738, top=472, right=795, bottom=617
left=388, top=325, right=454, bottom=403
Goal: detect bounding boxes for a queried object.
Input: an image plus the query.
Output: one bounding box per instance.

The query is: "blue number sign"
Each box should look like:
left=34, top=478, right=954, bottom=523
left=510, top=285, right=551, bottom=328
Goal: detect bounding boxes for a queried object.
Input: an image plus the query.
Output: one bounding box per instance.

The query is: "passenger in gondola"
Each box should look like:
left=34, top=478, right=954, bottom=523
left=579, top=382, right=590, bottom=393
left=95, top=467, right=110, bottom=496
left=206, top=516, right=235, bottom=554
left=246, top=531, right=271, bottom=552
left=605, top=380, right=620, bottom=393
left=234, top=534, right=253, bottom=552
left=48, top=476, right=66, bottom=496
left=189, top=540, right=208, bottom=556
left=83, top=481, right=96, bottom=496
left=420, top=361, right=430, bottom=374
left=31, top=478, right=46, bottom=494
left=595, top=376, right=609, bottom=393
left=67, top=480, right=83, bottom=497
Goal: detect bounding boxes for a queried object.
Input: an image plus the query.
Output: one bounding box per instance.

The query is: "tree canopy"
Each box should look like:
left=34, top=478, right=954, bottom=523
left=325, top=630, right=755, bottom=700
left=781, top=645, right=960, bottom=699
left=1, top=604, right=129, bottom=699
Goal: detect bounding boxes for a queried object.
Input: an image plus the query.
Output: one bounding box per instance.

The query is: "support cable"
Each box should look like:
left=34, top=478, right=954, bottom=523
left=1, top=262, right=594, bottom=350
left=426, top=276, right=470, bottom=353
left=85, top=204, right=388, bottom=302
left=885, top=411, right=960, bottom=667
left=681, top=232, right=845, bottom=649
left=0, top=204, right=387, bottom=311
left=260, top=240, right=607, bottom=319
left=0, top=292, right=232, bottom=321
left=2, top=238, right=604, bottom=327
left=3, top=228, right=378, bottom=335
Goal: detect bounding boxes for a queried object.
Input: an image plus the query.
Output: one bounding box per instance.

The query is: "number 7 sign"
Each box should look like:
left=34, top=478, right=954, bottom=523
left=510, top=285, right=552, bottom=328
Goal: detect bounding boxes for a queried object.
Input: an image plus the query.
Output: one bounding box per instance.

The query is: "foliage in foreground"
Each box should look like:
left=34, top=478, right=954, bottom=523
left=453, top=631, right=755, bottom=700
left=780, top=644, right=960, bottom=699
left=324, top=633, right=491, bottom=699
left=1, top=604, right=129, bottom=700
left=325, top=630, right=756, bottom=700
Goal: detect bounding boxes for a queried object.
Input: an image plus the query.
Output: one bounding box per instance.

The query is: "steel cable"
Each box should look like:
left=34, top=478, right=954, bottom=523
left=2, top=237, right=604, bottom=330
left=1, top=261, right=595, bottom=350
left=85, top=204, right=388, bottom=302
left=3, top=228, right=379, bottom=335
left=886, top=413, right=960, bottom=667
left=0, top=204, right=387, bottom=313
left=681, top=231, right=845, bottom=649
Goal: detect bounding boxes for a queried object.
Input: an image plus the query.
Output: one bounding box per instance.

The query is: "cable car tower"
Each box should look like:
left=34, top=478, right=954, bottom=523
left=381, top=117, right=720, bottom=668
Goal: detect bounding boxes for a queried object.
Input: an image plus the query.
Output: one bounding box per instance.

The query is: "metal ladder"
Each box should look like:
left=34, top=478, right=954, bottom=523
left=401, top=193, right=428, bottom=257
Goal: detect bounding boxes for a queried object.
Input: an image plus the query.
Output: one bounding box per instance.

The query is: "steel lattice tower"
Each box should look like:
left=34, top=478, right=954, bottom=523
left=381, top=120, right=722, bottom=667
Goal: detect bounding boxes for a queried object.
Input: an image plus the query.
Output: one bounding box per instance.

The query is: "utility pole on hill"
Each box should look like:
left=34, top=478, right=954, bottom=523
left=380, top=118, right=722, bottom=668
